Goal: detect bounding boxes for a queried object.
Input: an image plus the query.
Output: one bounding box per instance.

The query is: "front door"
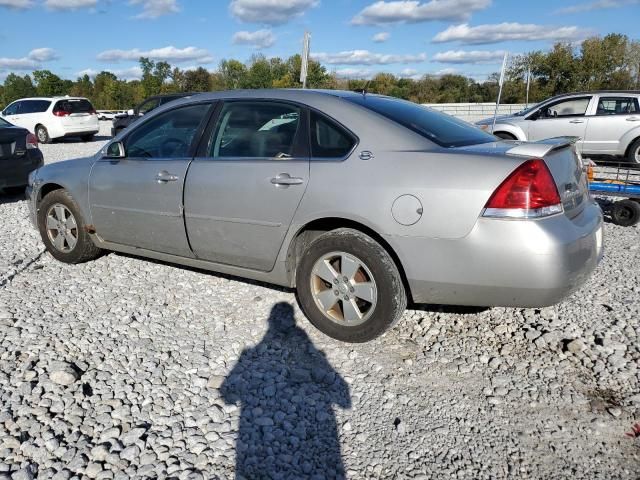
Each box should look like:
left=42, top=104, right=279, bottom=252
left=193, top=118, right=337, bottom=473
left=528, top=96, right=592, bottom=152
left=89, top=102, right=212, bottom=257
left=184, top=100, right=309, bottom=271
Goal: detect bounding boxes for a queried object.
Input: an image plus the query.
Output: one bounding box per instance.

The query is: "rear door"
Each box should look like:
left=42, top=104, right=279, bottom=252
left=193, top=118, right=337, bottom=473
left=184, top=100, right=309, bottom=271
left=583, top=95, right=640, bottom=155
left=89, top=102, right=212, bottom=256
left=528, top=96, right=592, bottom=151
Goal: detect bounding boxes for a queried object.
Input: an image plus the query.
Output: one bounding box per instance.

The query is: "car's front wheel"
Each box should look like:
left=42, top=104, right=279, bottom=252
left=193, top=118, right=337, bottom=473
left=296, top=228, right=407, bottom=343
left=38, top=189, right=102, bottom=263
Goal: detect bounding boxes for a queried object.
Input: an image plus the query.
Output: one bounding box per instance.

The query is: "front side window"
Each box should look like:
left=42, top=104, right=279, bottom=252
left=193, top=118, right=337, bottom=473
left=125, top=103, right=210, bottom=159
left=3, top=102, right=20, bottom=115
left=596, top=97, right=639, bottom=115
left=209, top=102, right=301, bottom=159
left=346, top=95, right=495, bottom=148
left=541, top=97, right=591, bottom=118
left=310, top=111, right=355, bottom=158
left=0, top=117, right=10, bottom=127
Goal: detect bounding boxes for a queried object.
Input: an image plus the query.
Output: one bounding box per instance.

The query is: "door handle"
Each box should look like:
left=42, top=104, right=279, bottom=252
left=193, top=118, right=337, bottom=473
left=270, top=173, right=304, bottom=186
left=569, top=119, right=584, bottom=124
left=156, top=170, right=179, bottom=183
left=626, top=117, right=640, bottom=122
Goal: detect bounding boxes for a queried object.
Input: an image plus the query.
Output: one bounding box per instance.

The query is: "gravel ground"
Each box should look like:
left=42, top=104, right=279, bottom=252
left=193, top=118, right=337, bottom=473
left=0, top=122, right=639, bottom=479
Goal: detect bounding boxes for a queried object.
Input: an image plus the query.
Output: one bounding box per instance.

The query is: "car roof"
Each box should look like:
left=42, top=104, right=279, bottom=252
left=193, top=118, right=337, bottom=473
left=548, top=90, right=640, bottom=100
left=11, top=96, right=90, bottom=101
left=183, top=89, right=378, bottom=103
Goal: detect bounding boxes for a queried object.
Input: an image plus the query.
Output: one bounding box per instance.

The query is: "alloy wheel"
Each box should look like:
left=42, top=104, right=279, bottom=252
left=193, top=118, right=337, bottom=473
left=310, top=251, right=378, bottom=326
left=45, top=203, right=78, bottom=253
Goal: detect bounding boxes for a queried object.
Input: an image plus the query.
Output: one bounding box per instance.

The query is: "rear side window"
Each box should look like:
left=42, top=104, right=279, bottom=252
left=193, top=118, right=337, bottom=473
left=310, top=111, right=355, bottom=158
left=21, top=100, right=51, bottom=113
left=54, top=99, right=94, bottom=114
left=596, top=97, right=639, bottom=115
left=345, top=96, right=495, bottom=148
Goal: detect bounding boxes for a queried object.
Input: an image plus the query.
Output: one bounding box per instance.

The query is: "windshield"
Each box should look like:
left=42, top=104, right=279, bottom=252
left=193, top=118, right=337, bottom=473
left=345, top=95, right=496, bottom=147
left=54, top=99, right=94, bottom=114
left=513, top=103, right=539, bottom=116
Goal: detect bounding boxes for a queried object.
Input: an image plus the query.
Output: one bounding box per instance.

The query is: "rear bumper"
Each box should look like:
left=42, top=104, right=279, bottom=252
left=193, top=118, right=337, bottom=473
left=395, top=201, right=604, bottom=307
left=0, top=150, right=44, bottom=189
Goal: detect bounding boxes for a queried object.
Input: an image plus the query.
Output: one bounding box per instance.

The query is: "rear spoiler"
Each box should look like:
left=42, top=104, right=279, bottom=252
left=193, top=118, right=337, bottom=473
left=505, top=136, right=579, bottom=158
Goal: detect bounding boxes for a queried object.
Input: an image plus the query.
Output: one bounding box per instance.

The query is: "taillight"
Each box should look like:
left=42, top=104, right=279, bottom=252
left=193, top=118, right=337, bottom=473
left=26, top=133, right=38, bottom=149
left=53, top=109, right=70, bottom=117
left=483, top=159, right=563, bottom=219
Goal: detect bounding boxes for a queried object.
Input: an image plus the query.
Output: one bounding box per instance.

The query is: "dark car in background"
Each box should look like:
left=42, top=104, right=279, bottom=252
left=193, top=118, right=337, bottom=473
left=111, top=93, right=192, bottom=137
left=0, top=117, right=44, bottom=194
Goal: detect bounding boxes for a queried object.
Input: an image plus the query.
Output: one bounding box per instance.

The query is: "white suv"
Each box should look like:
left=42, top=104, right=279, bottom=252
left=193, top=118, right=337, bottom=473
left=0, top=96, right=99, bottom=143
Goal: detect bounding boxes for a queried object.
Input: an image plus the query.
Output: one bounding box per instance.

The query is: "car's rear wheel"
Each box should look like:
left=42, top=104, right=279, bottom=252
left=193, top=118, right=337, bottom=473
left=611, top=199, right=640, bottom=227
left=38, top=189, right=102, bottom=263
left=36, top=125, right=51, bottom=144
left=296, top=228, right=407, bottom=343
left=627, top=138, right=640, bottom=165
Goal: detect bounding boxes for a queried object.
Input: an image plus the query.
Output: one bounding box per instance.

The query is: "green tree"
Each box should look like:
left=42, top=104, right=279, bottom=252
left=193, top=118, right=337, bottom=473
left=219, top=59, right=247, bottom=89
left=184, top=67, right=212, bottom=92
left=2, top=74, right=37, bottom=106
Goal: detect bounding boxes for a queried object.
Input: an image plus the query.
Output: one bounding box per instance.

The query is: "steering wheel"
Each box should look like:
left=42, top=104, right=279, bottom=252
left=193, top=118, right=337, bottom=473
left=160, top=137, right=188, bottom=158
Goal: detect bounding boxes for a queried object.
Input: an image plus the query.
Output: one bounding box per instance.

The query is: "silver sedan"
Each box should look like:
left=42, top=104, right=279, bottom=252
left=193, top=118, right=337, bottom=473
left=27, top=90, right=604, bottom=342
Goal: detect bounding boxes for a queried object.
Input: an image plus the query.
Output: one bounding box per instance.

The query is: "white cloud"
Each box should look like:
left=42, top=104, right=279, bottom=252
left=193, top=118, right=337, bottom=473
left=0, top=48, right=59, bottom=71
left=97, top=46, right=214, bottom=64
left=333, top=68, right=374, bottom=79
left=556, top=0, right=639, bottom=13
left=78, top=66, right=143, bottom=80
left=232, top=29, right=276, bottom=49
left=0, top=0, right=34, bottom=8
left=229, top=0, right=318, bottom=25
left=27, top=47, right=59, bottom=62
left=434, top=67, right=458, bottom=75
left=433, top=22, right=590, bottom=45
left=372, top=32, right=390, bottom=43
left=313, top=50, right=427, bottom=65
left=352, top=0, right=491, bottom=25
left=130, top=0, right=180, bottom=19
left=432, top=49, right=507, bottom=64
left=45, top=0, right=97, bottom=10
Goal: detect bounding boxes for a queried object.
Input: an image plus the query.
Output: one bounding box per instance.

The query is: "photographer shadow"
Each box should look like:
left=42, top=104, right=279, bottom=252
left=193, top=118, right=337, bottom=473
left=220, top=302, right=351, bottom=480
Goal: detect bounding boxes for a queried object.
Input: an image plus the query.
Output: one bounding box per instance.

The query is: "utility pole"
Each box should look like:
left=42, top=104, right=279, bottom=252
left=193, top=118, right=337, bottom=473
left=300, top=31, right=311, bottom=89
left=492, top=52, right=508, bottom=134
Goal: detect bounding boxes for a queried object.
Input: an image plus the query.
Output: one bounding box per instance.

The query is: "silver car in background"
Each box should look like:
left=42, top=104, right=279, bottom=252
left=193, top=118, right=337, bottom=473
left=476, top=90, right=640, bottom=164
left=26, top=90, right=604, bottom=343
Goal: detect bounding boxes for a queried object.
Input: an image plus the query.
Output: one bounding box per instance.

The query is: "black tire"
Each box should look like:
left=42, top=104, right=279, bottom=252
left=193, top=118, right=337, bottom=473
left=495, top=132, right=516, bottom=140
left=35, top=125, right=51, bottom=144
left=81, top=134, right=95, bottom=142
left=627, top=138, right=640, bottom=165
left=38, top=189, right=102, bottom=264
left=611, top=199, right=640, bottom=227
left=296, top=228, right=407, bottom=343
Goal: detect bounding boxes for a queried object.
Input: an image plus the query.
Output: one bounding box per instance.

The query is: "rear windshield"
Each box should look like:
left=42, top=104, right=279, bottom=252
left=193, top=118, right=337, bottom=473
left=54, top=99, right=94, bottom=114
left=345, top=95, right=496, bottom=148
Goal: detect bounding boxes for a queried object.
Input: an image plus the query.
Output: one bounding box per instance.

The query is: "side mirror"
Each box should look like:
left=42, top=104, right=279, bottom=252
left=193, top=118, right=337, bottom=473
left=127, top=109, right=135, bottom=116
left=104, top=141, right=125, bottom=159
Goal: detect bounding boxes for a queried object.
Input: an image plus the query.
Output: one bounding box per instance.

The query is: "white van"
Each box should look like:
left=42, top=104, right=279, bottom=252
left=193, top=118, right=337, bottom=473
left=1, top=96, right=99, bottom=143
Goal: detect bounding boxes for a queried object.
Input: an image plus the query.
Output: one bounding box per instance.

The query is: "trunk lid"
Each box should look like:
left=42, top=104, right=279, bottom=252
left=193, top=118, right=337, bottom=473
left=0, top=126, right=27, bottom=160
left=505, top=137, right=588, bottom=218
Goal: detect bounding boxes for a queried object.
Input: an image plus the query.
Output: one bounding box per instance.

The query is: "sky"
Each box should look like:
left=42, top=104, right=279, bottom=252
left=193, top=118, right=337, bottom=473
left=0, top=0, right=639, bottom=83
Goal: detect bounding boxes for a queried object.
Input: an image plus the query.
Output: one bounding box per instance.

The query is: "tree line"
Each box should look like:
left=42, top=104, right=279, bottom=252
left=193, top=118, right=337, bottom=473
left=1, top=33, right=638, bottom=111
